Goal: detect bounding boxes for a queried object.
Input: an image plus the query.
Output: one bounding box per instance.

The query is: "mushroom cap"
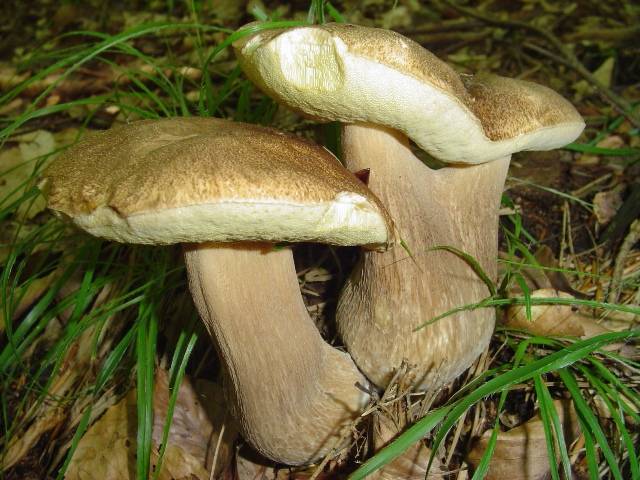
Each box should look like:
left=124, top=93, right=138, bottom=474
left=43, top=117, right=392, bottom=248
left=234, top=23, right=585, bottom=164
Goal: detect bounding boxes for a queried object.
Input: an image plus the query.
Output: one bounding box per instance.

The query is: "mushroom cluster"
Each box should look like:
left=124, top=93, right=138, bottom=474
left=42, top=22, right=585, bottom=469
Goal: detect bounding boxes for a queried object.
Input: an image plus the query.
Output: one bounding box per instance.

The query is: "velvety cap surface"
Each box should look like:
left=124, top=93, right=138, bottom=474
left=43, top=117, right=392, bottom=247
left=235, top=23, right=585, bottom=164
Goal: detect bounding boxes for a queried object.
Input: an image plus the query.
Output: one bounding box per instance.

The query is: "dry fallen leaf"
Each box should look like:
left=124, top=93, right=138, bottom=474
left=66, top=370, right=236, bottom=480
left=235, top=453, right=288, bottom=480
left=468, top=400, right=579, bottom=480
left=1, top=145, right=33, bottom=205
left=0, top=221, right=38, bottom=265
left=592, top=57, right=615, bottom=89
left=0, top=130, right=55, bottom=220
left=65, top=390, right=138, bottom=480
left=593, top=187, right=624, bottom=225
left=0, top=269, right=60, bottom=333
left=369, top=414, right=443, bottom=480
left=0, top=63, right=28, bottom=92
left=153, top=369, right=237, bottom=478
left=2, top=409, right=67, bottom=471
left=3, top=302, right=117, bottom=470
left=504, top=289, right=610, bottom=338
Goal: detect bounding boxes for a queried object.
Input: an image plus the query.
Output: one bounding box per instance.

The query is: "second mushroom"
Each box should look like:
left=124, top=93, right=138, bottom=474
left=235, top=23, right=585, bottom=390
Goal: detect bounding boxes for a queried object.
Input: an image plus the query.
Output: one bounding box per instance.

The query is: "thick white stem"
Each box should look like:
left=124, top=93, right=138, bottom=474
left=184, top=243, right=369, bottom=465
left=337, top=124, right=509, bottom=389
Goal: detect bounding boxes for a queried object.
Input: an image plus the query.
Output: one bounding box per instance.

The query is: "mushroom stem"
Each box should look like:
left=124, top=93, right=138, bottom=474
left=184, top=242, right=369, bottom=465
left=337, top=123, right=509, bottom=389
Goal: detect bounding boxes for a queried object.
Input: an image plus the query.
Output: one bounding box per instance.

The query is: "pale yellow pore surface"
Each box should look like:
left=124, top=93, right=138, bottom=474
left=43, top=117, right=391, bottom=247
left=235, top=23, right=584, bottom=164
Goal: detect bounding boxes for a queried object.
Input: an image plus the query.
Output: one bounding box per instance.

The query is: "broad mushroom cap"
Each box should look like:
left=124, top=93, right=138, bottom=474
left=42, top=116, right=394, bottom=465
left=234, top=23, right=586, bottom=391
left=44, top=117, right=392, bottom=248
left=234, top=23, right=584, bottom=164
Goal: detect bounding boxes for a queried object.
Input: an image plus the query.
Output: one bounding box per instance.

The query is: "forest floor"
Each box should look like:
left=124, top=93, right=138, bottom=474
left=1, top=1, right=639, bottom=479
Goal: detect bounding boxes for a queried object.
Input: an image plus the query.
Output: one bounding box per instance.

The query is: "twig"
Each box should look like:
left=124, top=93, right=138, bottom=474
left=602, top=183, right=640, bottom=245
left=399, top=19, right=484, bottom=35
left=565, top=25, right=640, bottom=43
left=442, top=0, right=640, bottom=128
left=607, top=219, right=640, bottom=304
left=522, top=42, right=575, bottom=70
left=209, top=417, right=226, bottom=480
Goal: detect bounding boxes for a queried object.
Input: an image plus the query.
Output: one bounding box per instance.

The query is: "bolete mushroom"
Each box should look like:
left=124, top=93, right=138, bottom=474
left=234, top=23, right=585, bottom=389
left=41, top=117, right=394, bottom=464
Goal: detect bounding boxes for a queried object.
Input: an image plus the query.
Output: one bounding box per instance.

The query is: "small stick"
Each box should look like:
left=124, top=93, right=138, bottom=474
left=209, top=418, right=226, bottom=480
left=607, top=219, right=640, bottom=304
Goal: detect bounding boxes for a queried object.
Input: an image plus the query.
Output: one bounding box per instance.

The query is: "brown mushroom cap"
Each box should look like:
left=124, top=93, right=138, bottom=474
left=43, top=117, right=392, bottom=247
left=234, top=23, right=584, bottom=164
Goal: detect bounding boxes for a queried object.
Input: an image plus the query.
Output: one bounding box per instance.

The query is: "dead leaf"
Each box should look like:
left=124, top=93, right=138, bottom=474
left=1, top=146, right=32, bottom=206
left=504, top=289, right=609, bottom=338
left=3, top=307, right=116, bottom=470
left=0, top=130, right=56, bottom=219
left=504, top=246, right=588, bottom=301
left=65, top=371, right=236, bottom=480
left=468, top=400, right=579, bottom=480
left=0, top=221, right=39, bottom=265
left=0, top=63, right=28, bottom=92
left=0, top=269, right=60, bottom=334
left=0, top=97, right=24, bottom=116
left=368, top=414, right=443, bottom=479
left=592, top=57, right=615, bottom=89
left=235, top=453, right=287, bottom=479
left=153, top=369, right=237, bottom=478
left=594, top=188, right=624, bottom=225
left=208, top=0, right=248, bottom=27
left=3, top=409, right=67, bottom=471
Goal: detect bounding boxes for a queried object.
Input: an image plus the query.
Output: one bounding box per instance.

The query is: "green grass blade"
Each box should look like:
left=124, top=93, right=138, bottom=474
left=428, top=245, right=497, bottom=296
left=326, top=2, right=346, bottom=22
left=514, top=273, right=532, bottom=321
left=582, top=420, right=601, bottom=479
left=589, top=357, right=640, bottom=415
left=416, top=295, right=640, bottom=331
left=135, top=304, right=158, bottom=480
left=55, top=407, right=93, bottom=480
left=564, top=143, right=640, bottom=156
left=348, top=406, right=451, bottom=480
left=152, top=331, right=198, bottom=480
left=558, top=369, right=622, bottom=480
left=470, top=387, right=511, bottom=480
left=533, top=376, right=566, bottom=480
left=350, top=332, right=634, bottom=478
left=578, top=364, right=639, bottom=478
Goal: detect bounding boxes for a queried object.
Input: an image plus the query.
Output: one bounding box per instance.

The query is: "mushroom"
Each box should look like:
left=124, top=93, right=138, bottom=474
left=42, top=117, right=394, bottom=464
left=234, top=23, right=585, bottom=390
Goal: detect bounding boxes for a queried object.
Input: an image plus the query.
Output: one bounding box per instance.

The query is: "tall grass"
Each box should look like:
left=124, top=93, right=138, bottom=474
left=0, top=10, right=276, bottom=480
